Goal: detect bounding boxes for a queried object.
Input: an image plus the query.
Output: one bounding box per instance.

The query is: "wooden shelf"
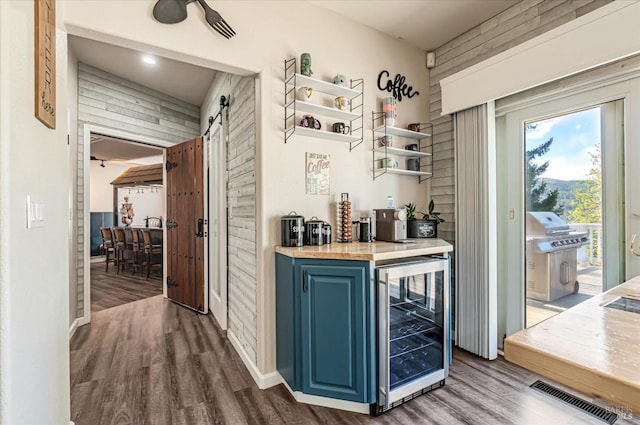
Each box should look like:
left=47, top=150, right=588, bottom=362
left=287, top=126, right=361, bottom=143
left=374, top=125, right=431, bottom=139
left=373, top=147, right=432, bottom=158
left=287, top=100, right=360, bottom=121
left=286, top=73, right=361, bottom=98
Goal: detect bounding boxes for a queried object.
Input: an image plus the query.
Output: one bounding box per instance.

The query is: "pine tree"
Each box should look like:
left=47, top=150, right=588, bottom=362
left=526, top=137, right=561, bottom=214
left=568, top=146, right=601, bottom=224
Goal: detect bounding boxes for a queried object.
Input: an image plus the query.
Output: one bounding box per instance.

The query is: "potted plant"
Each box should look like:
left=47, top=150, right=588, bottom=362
left=405, top=200, right=444, bottom=238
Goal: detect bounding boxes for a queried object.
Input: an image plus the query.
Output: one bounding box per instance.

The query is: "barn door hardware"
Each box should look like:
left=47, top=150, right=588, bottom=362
left=166, top=219, right=178, bottom=229
left=166, top=277, right=179, bottom=288
left=166, top=161, right=178, bottom=171
left=203, top=95, right=231, bottom=137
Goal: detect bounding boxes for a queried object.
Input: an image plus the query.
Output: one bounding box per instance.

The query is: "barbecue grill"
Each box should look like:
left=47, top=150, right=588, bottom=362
left=526, top=212, right=588, bottom=302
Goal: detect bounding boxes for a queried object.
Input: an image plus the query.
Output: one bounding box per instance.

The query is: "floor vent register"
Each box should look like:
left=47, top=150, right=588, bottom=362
left=530, top=380, right=618, bottom=424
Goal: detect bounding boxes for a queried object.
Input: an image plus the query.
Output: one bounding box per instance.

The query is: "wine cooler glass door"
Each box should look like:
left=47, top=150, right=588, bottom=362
left=378, top=257, right=449, bottom=407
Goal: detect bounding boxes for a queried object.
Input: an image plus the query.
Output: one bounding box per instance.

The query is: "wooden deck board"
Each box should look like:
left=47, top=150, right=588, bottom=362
left=506, top=276, right=640, bottom=414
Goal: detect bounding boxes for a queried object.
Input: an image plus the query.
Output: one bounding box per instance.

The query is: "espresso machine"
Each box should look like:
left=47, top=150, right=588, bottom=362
left=374, top=209, right=408, bottom=242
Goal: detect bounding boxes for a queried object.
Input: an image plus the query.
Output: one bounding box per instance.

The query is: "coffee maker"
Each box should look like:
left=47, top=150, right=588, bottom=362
left=374, top=209, right=407, bottom=242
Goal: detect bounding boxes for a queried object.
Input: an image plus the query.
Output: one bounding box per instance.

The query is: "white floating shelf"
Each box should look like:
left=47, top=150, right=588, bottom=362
left=374, top=125, right=431, bottom=139
left=287, top=73, right=361, bottom=98
left=287, top=100, right=360, bottom=121
left=374, top=168, right=433, bottom=177
left=288, top=126, right=361, bottom=143
left=373, top=147, right=432, bottom=158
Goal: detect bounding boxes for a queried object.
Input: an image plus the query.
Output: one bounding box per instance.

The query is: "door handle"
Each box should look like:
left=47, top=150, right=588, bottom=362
left=195, top=218, right=204, bottom=238
left=630, top=234, right=640, bottom=256
left=302, top=270, right=307, bottom=293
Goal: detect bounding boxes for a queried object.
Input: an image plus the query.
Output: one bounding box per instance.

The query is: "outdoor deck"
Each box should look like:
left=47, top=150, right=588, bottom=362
left=526, top=265, right=602, bottom=328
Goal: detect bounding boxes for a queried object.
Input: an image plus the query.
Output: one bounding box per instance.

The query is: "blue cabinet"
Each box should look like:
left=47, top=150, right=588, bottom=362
left=276, top=255, right=375, bottom=403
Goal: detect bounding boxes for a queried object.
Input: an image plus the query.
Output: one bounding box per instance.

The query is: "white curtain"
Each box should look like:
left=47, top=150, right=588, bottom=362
left=454, top=103, right=497, bottom=360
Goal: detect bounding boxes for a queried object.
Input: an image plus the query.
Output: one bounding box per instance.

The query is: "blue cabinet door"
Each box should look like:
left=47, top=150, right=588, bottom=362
left=299, top=263, right=372, bottom=403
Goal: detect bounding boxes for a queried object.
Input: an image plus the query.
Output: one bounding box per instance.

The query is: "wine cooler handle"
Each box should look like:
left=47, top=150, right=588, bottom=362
left=384, top=270, right=390, bottom=401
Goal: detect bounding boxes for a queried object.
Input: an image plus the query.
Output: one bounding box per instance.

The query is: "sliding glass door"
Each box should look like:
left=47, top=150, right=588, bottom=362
left=497, top=77, right=640, bottom=342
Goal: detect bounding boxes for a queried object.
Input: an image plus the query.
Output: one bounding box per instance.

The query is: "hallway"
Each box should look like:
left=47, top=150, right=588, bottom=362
left=69, top=296, right=632, bottom=425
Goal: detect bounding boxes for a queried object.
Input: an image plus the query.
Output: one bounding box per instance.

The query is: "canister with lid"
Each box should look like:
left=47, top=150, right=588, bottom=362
left=322, top=222, right=331, bottom=245
left=305, top=216, right=324, bottom=246
left=280, top=211, right=305, bottom=247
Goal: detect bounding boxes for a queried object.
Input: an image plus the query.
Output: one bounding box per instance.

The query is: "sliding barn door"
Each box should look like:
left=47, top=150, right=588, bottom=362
left=166, top=137, right=206, bottom=312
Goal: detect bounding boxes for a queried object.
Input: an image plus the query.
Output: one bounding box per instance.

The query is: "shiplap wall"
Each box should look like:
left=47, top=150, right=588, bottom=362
left=429, top=0, right=613, bottom=243
left=226, top=77, right=257, bottom=363
left=75, top=63, right=200, bottom=319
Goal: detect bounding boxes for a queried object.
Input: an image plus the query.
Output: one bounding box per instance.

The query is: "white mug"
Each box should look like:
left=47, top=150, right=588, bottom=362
left=297, top=87, right=313, bottom=101
left=334, top=96, right=350, bottom=111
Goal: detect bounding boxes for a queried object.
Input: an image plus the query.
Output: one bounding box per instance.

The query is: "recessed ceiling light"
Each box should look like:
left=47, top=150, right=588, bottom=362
left=142, top=55, right=156, bottom=65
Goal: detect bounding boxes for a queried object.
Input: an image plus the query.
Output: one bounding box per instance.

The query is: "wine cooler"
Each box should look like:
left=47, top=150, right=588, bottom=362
left=373, top=256, right=450, bottom=414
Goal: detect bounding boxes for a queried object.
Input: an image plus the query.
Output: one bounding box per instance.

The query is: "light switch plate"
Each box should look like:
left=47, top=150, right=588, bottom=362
left=26, top=195, right=45, bottom=228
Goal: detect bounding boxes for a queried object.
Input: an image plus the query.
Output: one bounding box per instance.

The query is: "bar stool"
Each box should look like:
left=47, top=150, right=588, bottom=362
left=130, top=228, right=144, bottom=276
left=141, top=228, right=163, bottom=280
left=112, top=227, right=129, bottom=274
left=99, top=227, right=115, bottom=272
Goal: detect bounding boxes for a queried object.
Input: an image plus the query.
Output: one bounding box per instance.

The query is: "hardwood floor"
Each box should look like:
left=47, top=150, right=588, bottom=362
left=70, top=295, right=639, bottom=425
left=91, top=259, right=162, bottom=312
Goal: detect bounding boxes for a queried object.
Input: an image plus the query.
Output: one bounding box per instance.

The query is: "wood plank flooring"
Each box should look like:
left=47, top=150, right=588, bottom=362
left=70, top=295, right=639, bottom=425
left=90, top=259, right=163, bottom=313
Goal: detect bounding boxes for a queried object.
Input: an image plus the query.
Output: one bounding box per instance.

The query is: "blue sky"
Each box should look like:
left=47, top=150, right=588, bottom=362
left=525, top=107, right=601, bottom=181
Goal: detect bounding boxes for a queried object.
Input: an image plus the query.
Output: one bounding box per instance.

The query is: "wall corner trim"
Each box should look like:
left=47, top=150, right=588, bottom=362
left=227, top=330, right=281, bottom=389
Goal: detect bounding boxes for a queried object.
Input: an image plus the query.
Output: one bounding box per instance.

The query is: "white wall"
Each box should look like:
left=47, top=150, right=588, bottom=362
left=0, top=1, right=70, bottom=423
left=61, top=0, right=432, bottom=380
left=90, top=161, right=128, bottom=211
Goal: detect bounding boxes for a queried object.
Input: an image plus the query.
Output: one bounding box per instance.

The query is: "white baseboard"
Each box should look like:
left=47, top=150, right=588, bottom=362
left=69, top=315, right=90, bottom=340
left=227, top=330, right=282, bottom=389
left=281, top=380, right=370, bottom=414
left=69, top=318, right=79, bottom=340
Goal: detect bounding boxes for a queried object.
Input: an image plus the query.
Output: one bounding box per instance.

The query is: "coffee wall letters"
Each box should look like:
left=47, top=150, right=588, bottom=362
left=35, top=0, right=56, bottom=129
left=377, top=70, right=419, bottom=102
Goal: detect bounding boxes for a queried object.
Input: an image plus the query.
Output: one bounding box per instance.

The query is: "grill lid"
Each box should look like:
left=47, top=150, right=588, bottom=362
left=527, top=211, right=571, bottom=236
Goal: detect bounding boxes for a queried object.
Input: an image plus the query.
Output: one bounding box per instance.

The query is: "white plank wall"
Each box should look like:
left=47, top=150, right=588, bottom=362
left=74, top=63, right=200, bottom=319
left=428, top=0, right=613, bottom=244
left=226, top=76, right=257, bottom=363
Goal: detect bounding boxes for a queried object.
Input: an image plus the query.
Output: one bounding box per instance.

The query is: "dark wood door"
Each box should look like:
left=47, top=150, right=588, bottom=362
left=166, top=137, right=205, bottom=312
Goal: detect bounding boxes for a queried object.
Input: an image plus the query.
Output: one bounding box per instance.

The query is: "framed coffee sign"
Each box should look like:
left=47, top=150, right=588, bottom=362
left=305, top=152, right=330, bottom=195
left=35, top=0, right=56, bottom=129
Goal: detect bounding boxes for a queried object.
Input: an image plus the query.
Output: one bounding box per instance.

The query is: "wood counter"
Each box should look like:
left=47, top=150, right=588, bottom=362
left=505, top=276, right=640, bottom=413
left=275, top=239, right=453, bottom=261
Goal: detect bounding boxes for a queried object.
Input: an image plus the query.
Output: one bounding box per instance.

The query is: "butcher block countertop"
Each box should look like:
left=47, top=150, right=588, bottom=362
left=275, top=239, right=453, bottom=261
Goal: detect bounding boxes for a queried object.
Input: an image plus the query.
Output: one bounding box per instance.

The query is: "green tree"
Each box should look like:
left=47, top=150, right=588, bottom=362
left=568, top=146, right=601, bottom=224
left=526, top=137, right=561, bottom=214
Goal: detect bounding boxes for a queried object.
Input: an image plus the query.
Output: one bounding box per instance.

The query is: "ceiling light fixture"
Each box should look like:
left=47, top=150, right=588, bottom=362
left=90, top=155, right=107, bottom=168
left=142, top=55, right=156, bottom=65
